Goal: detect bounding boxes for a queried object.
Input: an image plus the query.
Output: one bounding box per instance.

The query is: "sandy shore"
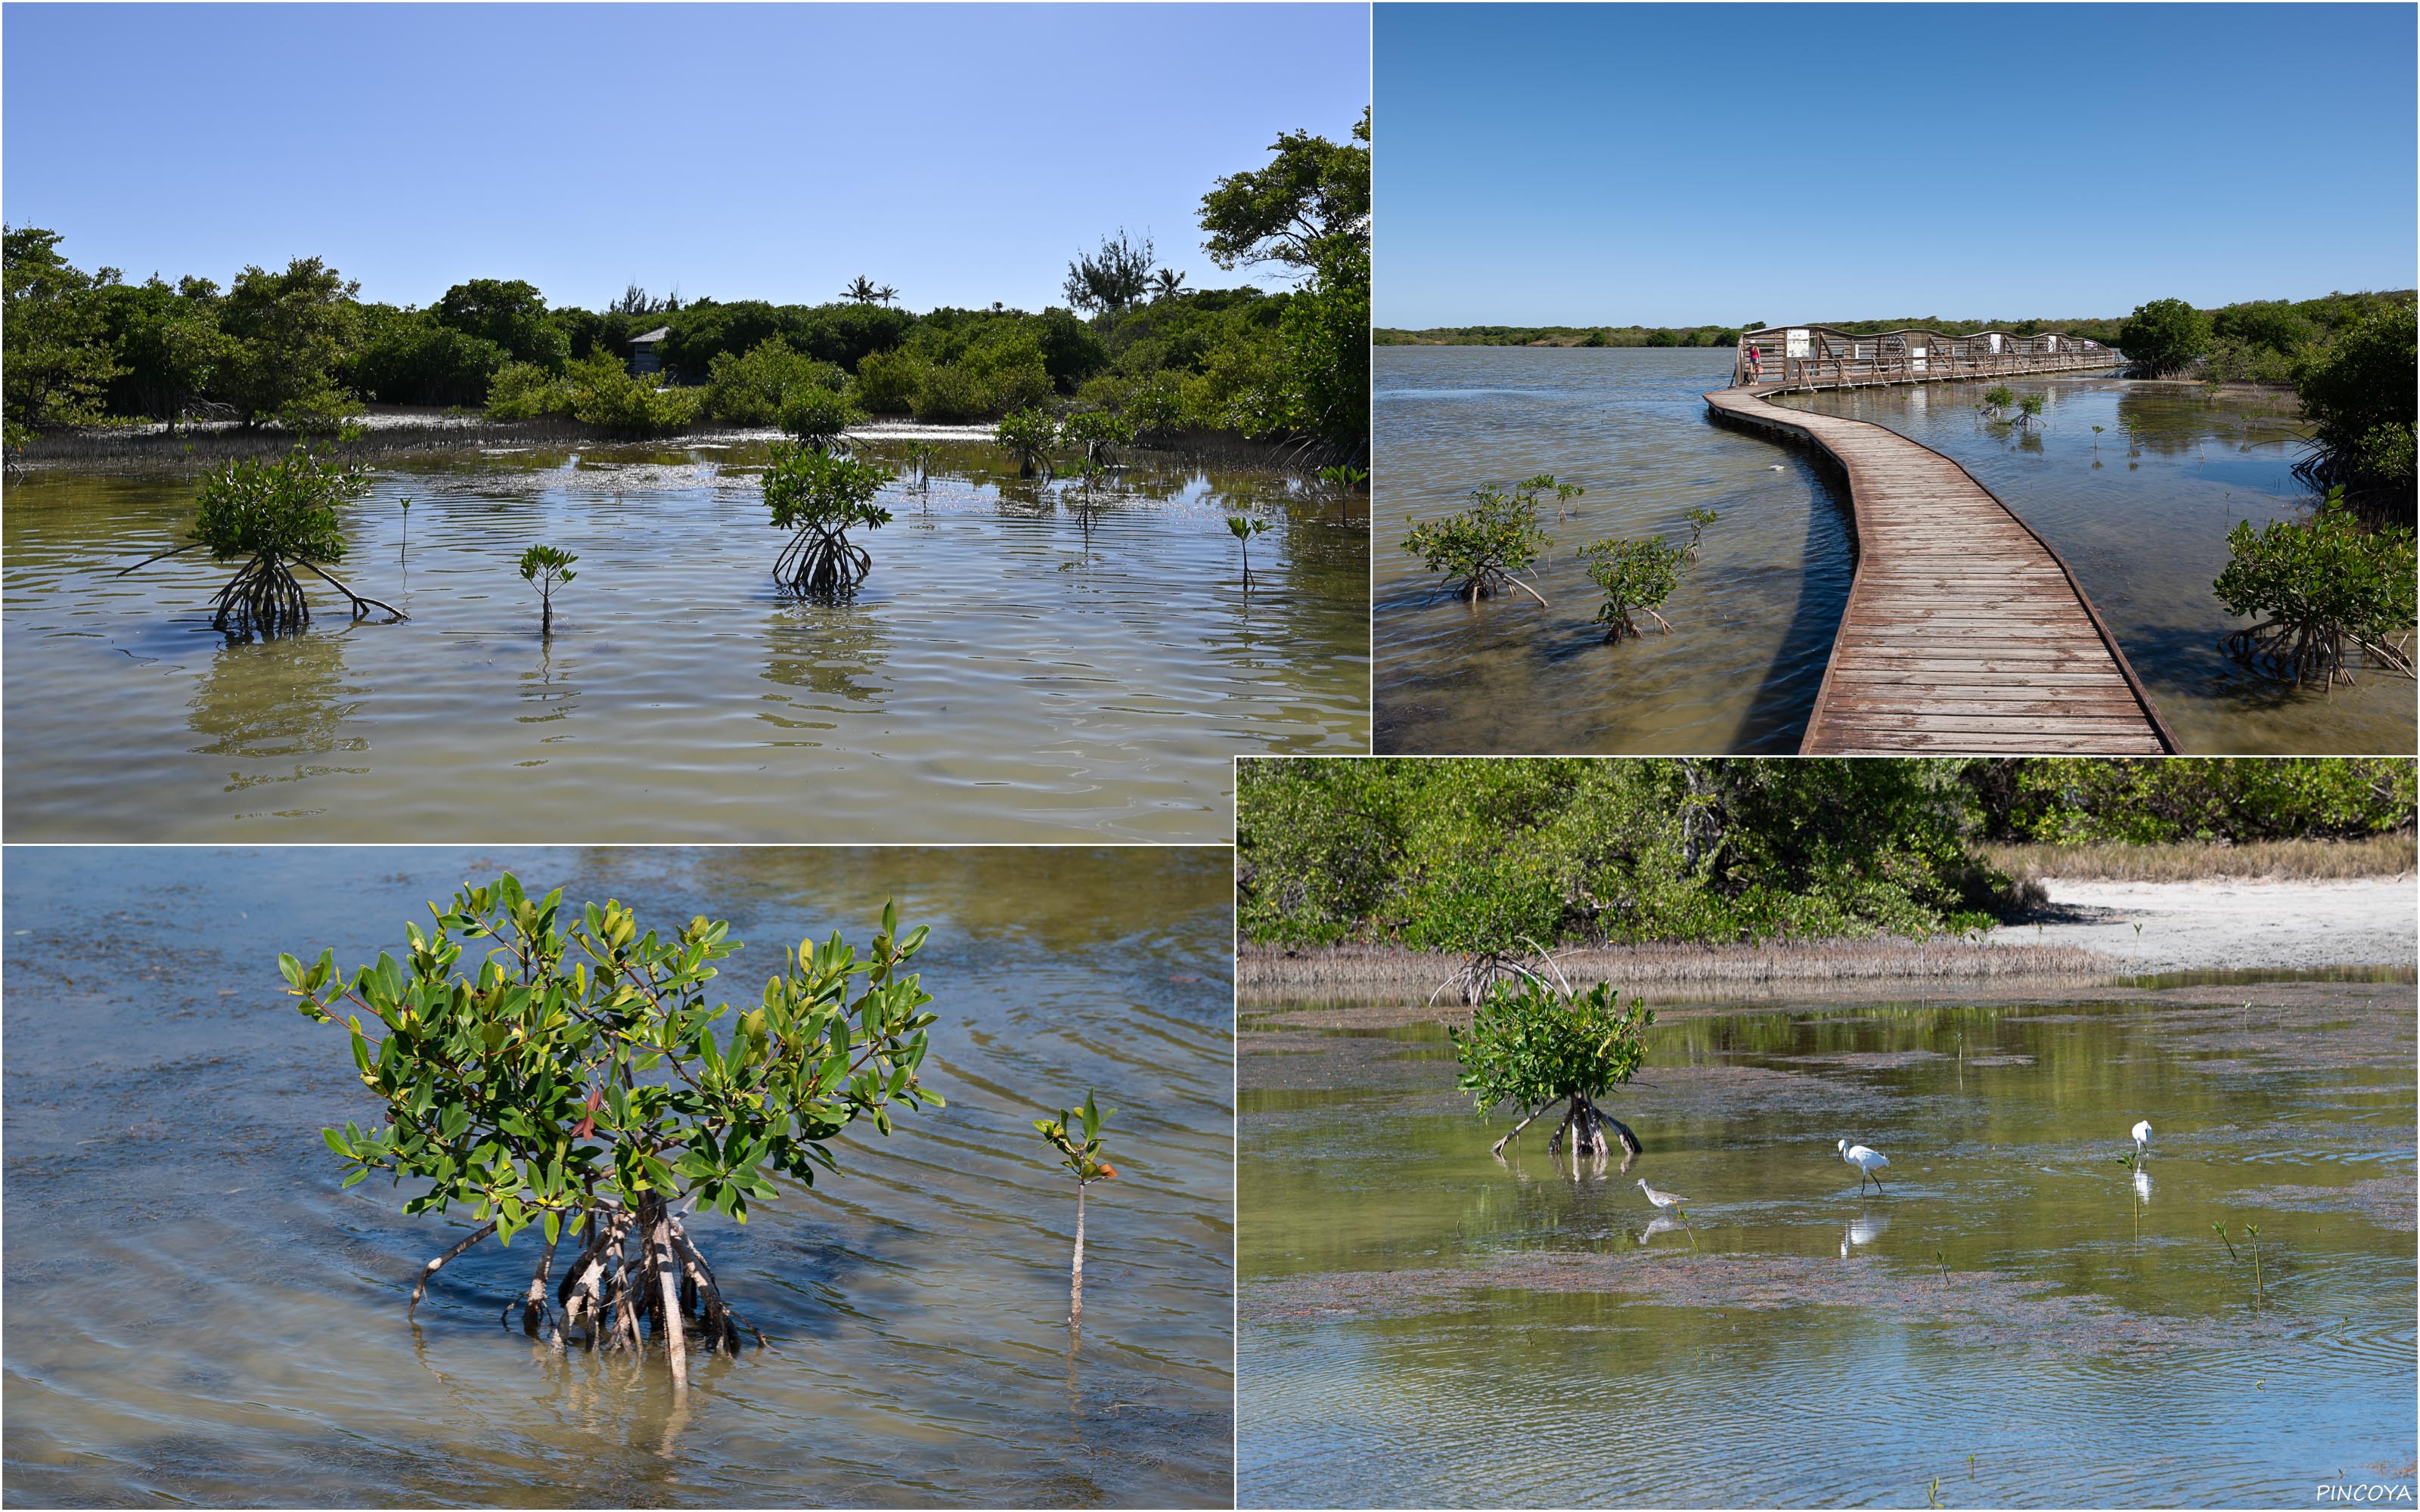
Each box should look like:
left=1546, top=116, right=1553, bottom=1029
left=2006, top=876, right=2414, bottom=974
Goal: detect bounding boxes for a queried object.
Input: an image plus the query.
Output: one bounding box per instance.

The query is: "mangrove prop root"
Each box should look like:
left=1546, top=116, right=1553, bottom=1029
left=512, top=1231, right=561, bottom=1337
left=298, top=560, right=409, bottom=621
left=2222, top=618, right=2415, bottom=688
left=409, top=1220, right=501, bottom=1322
left=774, top=526, right=873, bottom=596
left=670, top=1216, right=765, bottom=1351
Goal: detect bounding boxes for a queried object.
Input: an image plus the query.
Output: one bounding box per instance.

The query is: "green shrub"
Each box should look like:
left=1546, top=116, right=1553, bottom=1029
left=2294, top=302, right=2417, bottom=497
left=1450, top=980, right=1655, bottom=1154
left=1580, top=536, right=1685, bottom=640
left=778, top=385, right=861, bottom=448
left=763, top=441, right=895, bottom=593
left=913, top=362, right=992, bottom=423
left=284, top=877, right=945, bottom=1371
left=2116, top=297, right=2212, bottom=375
left=992, top=407, right=1059, bottom=477
left=485, top=361, right=566, bottom=420
left=703, top=337, right=843, bottom=426
left=1402, top=481, right=1549, bottom=603
left=564, top=351, right=701, bottom=435
left=2214, top=488, right=2415, bottom=686
left=850, top=346, right=925, bottom=414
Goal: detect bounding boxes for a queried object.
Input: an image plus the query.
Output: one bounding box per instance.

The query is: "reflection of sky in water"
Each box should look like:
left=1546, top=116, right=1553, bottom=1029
left=3, top=439, right=1369, bottom=840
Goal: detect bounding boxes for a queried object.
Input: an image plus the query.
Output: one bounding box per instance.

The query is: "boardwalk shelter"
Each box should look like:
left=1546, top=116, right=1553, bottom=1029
left=1733, top=327, right=2121, bottom=389
left=628, top=326, right=672, bottom=375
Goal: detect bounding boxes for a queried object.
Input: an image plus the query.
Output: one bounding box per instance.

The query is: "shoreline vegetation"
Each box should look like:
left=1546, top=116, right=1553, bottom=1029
left=5, top=110, right=1369, bottom=470
left=1236, top=758, right=2416, bottom=1000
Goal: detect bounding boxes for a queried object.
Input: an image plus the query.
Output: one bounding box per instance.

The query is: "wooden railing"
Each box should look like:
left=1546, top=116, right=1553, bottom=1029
left=1730, top=326, right=2125, bottom=389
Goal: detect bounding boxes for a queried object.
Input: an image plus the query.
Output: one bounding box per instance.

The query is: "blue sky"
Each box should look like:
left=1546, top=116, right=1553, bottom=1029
left=1379, top=3, right=2417, bottom=327
left=3, top=3, right=1368, bottom=311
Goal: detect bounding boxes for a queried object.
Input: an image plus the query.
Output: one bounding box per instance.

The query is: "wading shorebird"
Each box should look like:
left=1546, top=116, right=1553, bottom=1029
left=1635, top=1178, right=1689, bottom=1213
left=2131, top=1120, right=2153, bottom=1161
left=1838, top=1139, right=1890, bottom=1194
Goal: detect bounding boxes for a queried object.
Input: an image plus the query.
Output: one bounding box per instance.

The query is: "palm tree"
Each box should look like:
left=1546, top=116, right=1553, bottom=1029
left=842, top=275, right=881, bottom=305
left=874, top=284, right=898, bottom=308
left=1151, top=268, right=1188, bottom=302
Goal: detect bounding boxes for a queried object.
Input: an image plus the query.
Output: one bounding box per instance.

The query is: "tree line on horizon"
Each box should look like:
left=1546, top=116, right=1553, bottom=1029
left=5, top=110, right=1370, bottom=455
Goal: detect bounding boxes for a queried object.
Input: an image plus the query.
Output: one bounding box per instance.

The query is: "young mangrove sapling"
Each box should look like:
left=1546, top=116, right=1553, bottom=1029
left=117, top=443, right=405, bottom=637
left=1317, top=463, right=1369, bottom=521
left=762, top=442, right=897, bottom=595
left=2013, top=393, right=2047, bottom=432
left=1449, top=977, right=1654, bottom=1166
left=1061, top=409, right=1134, bottom=475
left=1401, top=479, right=1550, bottom=606
left=1226, top=513, right=1271, bottom=587
left=518, top=544, right=577, bottom=637
left=284, top=877, right=945, bottom=1387
left=994, top=407, right=1059, bottom=479
left=1682, top=507, right=1719, bottom=561
left=1033, top=1092, right=1115, bottom=1328
left=1579, top=535, right=1685, bottom=640
left=1979, top=386, right=2015, bottom=420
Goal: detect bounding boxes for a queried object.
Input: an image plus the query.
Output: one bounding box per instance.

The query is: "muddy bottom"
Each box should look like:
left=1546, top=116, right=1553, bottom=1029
left=1237, top=978, right=2416, bottom=1508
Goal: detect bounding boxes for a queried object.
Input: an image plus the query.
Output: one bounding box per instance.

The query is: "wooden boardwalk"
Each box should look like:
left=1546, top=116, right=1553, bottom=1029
left=1705, top=384, right=2176, bottom=755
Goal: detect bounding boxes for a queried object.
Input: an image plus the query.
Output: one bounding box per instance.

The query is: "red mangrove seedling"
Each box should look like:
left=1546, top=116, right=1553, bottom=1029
left=2013, top=393, right=2048, bottom=432
left=1450, top=974, right=1652, bottom=1168
left=1578, top=535, right=1685, bottom=641
left=904, top=442, right=937, bottom=498
left=994, top=407, right=1059, bottom=480
left=1682, top=507, right=1719, bottom=561
left=1226, top=514, right=1270, bottom=587
left=283, top=877, right=945, bottom=1390
left=117, top=444, right=405, bottom=637
left=1978, top=385, right=2015, bottom=420
left=1061, top=409, right=1134, bottom=474
left=2211, top=1220, right=2238, bottom=1262
left=1401, top=480, right=1550, bottom=606
left=1317, top=463, right=1369, bottom=519
left=1034, top=1091, right=1115, bottom=1328
left=518, top=544, right=577, bottom=637
left=1522, top=472, right=1586, bottom=521
left=762, top=442, right=896, bottom=596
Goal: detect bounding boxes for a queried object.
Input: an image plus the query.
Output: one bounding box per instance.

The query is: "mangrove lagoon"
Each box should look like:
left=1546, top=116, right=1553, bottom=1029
left=2, top=432, right=1369, bottom=841
left=3, top=844, right=1236, bottom=1507
left=1374, top=346, right=2412, bottom=754
left=1237, top=976, right=2417, bottom=1507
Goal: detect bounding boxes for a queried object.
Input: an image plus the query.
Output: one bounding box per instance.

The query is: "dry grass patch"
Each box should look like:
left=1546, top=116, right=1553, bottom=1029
left=1981, top=835, right=2415, bottom=884
left=1239, top=937, right=2112, bottom=1005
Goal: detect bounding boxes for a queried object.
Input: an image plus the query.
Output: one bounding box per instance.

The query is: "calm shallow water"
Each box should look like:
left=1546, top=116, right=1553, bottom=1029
left=1375, top=346, right=1852, bottom=753
left=1781, top=379, right=2415, bottom=754
left=1376, top=347, right=2414, bottom=754
left=4, top=847, right=1234, bottom=1507
left=2, top=438, right=1369, bottom=841
left=1238, top=981, right=2417, bottom=1507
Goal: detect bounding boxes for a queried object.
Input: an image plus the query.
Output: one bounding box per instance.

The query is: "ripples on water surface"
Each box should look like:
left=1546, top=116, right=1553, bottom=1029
left=1376, top=347, right=2413, bottom=754
left=1376, top=347, right=1851, bottom=753
left=3, top=846, right=1234, bottom=1507
left=2, top=438, right=1370, bottom=841
left=1237, top=980, right=2417, bottom=1507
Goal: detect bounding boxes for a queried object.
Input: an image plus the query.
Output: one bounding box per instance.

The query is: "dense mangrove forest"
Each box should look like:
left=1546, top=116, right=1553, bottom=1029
left=2, top=110, right=1368, bottom=464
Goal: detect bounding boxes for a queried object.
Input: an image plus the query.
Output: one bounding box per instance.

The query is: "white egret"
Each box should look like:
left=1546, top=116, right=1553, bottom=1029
left=2131, top=1120, right=2152, bottom=1161
left=1838, top=1139, right=1890, bottom=1193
